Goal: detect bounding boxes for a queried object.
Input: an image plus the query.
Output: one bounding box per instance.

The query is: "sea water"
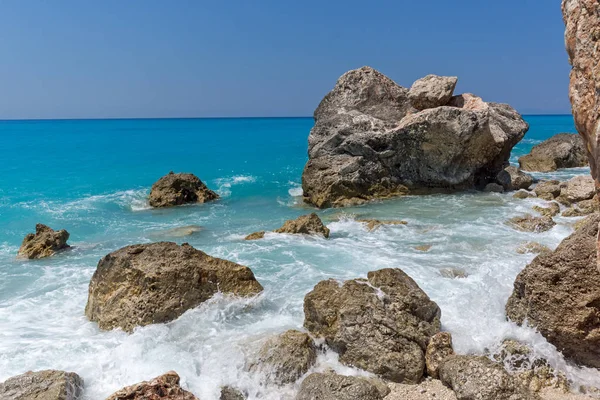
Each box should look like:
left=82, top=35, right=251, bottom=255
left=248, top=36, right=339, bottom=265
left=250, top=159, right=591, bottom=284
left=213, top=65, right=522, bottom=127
left=0, top=115, right=597, bottom=399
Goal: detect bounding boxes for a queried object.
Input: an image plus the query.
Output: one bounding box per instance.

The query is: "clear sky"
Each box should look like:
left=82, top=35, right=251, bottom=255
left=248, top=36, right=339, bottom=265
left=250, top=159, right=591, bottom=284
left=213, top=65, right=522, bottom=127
left=0, top=0, right=570, bottom=119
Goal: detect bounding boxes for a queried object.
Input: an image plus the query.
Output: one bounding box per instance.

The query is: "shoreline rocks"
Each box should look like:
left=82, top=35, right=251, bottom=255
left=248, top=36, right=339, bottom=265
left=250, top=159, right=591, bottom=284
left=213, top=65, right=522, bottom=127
left=296, top=372, right=387, bottom=400
left=245, top=213, right=329, bottom=240
left=105, top=371, right=198, bottom=400
left=85, top=242, right=263, bottom=332
left=506, top=215, right=556, bottom=233
left=0, top=370, right=84, bottom=400
left=518, top=133, right=587, bottom=172
left=18, top=224, right=70, bottom=260
left=496, top=166, right=533, bottom=191
left=149, top=172, right=219, bottom=208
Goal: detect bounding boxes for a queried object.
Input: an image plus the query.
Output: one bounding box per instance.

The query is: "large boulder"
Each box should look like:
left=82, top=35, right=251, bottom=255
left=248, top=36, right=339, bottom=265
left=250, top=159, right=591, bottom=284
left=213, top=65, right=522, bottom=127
left=556, top=175, right=596, bottom=205
left=303, top=268, right=441, bottom=383
left=295, top=372, right=385, bottom=400
left=518, top=133, right=588, bottom=172
left=408, top=74, right=458, bottom=110
left=301, top=67, right=529, bottom=208
left=85, top=242, right=263, bottom=332
left=506, top=214, right=600, bottom=369
left=105, top=371, right=198, bottom=400
left=0, top=370, right=83, bottom=400
left=496, top=166, right=533, bottom=191
left=148, top=172, right=219, bottom=208
left=18, top=224, right=70, bottom=260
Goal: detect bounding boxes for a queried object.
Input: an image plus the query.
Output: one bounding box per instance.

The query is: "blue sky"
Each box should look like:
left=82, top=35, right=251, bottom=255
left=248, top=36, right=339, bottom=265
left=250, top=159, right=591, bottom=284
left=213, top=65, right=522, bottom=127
left=0, top=1, right=570, bottom=119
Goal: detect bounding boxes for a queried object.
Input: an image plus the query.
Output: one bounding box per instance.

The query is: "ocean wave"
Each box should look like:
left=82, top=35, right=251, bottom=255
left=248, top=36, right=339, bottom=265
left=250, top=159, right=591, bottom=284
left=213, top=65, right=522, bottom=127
left=213, top=175, right=257, bottom=197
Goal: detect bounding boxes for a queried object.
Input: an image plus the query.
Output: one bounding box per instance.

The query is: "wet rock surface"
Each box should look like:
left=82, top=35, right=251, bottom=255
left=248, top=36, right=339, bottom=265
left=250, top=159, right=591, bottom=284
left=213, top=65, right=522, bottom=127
left=0, top=370, right=84, bottom=400
left=148, top=172, right=219, bottom=208
left=295, top=372, right=385, bottom=400
left=105, top=371, right=198, bottom=400
left=18, top=224, right=70, bottom=260
left=518, top=133, right=588, bottom=172
left=506, top=215, right=556, bottom=233
left=246, top=213, right=330, bottom=240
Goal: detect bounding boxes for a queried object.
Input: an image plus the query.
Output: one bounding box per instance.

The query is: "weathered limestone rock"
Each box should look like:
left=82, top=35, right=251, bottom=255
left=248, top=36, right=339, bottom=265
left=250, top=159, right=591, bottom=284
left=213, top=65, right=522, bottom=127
left=497, top=166, right=534, bottom=191
left=356, top=219, right=408, bottom=231
left=248, top=330, right=317, bottom=385
left=85, top=242, right=263, bottom=332
left=105, top=371, right=198, bottom=400
left=425, top=332, right=454, bottom=379
left=556, top=175, right=596, bottom=205
left=246, top=213, right=330, bottom=240
left=0, top=370, right=83, bottom=400
left=532, top=202, right=560, bottom=218
left=303, top=268, right=441, bottom=383
left=408, top=74, right=458, bottom=110
left=513, top=190, right=536, bottom=199
left=415, top=244, right=433, bottom=252
left=386, top=379, right=458, bottom=400
left=17, top=224, right=70, bottom=260
left=506, top=214, right=600, bottom=368
left=518, top=133, right=588, bottom=172
left=220, top=386, right=245, bottom=400
left=148, top=172, right=219, bottom=208
left=563, top=0, right=600, bottom=186
left=301, top=67, right=529, bottom=208
left=506, top=215, right=556, bottom=233
left=295, top=372, right=385, bottom=400
left=562, top=199, right=599, bottom=216
left=533, top=181, right=564, bottom=200
left=244, top=231, right=266, bottom=241
left=516, top=242, right=552, bottom=255
left=484, top=183, right=504, bottom=193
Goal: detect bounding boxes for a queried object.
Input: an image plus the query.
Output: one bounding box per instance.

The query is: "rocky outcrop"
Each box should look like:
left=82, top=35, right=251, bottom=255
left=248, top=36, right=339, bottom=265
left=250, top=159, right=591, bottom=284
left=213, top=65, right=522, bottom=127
left=295, top=372, right=386, bottom=400
left=105, top=371, right=198, bottom=400
left=85, top=242, right=263, bottom=332
left=408, top=75, right=458, bottom=110
left=496, top=166, right=533, bottom=191
left=506, top=215, right=556, bottom=233
left=357, top=219, right=408, bottom=231
left=506, top=214, right=600, bottom=369
left=556, top=175, right=596, bottom=205
left=518, top=133, right=588, bottom=172
left=248, top=330, right=317, bottom=385
left=301, top=67, right=529, bottom=208
left=303, top=268, right=441, bottom=383
left=148, top=172, right=219, bottom=208
left=425, top=332, right=454, bottom=379
left=18, top=224, right=70, bottom=260
left=0, top=370, right=83, bottom=400
left=563, top=0, right=600, bottom=187
left=245, top=213, right=330, bottom=240
left=532, top=202, right=560, bottom=218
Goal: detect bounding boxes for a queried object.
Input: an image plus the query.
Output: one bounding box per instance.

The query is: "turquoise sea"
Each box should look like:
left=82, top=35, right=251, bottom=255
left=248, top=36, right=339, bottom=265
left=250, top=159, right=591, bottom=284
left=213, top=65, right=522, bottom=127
left=0, top=115, right=597, bottom=399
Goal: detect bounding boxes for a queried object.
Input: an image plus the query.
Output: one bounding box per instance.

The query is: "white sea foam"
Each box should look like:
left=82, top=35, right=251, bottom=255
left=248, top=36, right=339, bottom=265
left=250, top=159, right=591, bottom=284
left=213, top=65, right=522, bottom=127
left=214, top=175, right=257, bottom=197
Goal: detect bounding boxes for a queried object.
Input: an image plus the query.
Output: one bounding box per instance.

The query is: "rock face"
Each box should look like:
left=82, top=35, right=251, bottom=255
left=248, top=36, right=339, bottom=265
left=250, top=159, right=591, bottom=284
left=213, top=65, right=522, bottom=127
left=425, top=332, right=454, bottom=379
left=246, top=213, right=330, bottom=240
left=506, top=215, right=556, bottom=233
left=506, top=214, right=600, bottom=369
left=532, top=202, right=560, bottom=218
left=408, top=75, right=458, bottom=110
left=496, top=166, right=533, bottom=191
left=148, top=172, right=219, bottom=208
left=518, top=133, right=588, bottom=172
left=85, top=242, right=263, bottom=332
left=248, top=329, right=317, bottom=385
left=303, top=268, right=441, bottom=383
left=556, top=175, right=596, bottom=204
left=105, top=371, right=198, bottom=400
left=295, top=372, right=384, bottom=400
left=0, top=370, right=83, bottom=400
left=18, top=224, right=70, bottom=260
left=563, top=0, right=600, bottom=186
left=301, top=66, right=529, bottom=208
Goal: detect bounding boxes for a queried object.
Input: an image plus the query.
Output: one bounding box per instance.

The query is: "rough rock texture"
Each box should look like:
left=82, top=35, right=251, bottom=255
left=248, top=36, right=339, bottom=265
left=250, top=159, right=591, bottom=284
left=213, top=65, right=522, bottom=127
left=563, top=0, right=600, bottom=186
left=484, top=183, right=504, bottom=193
left=274, top=213, right=330, bottom=238
left=562, top=199, right=599, bottom=216
left=244, top=231, right=266, bottom=241
left=518, top=133, right=588, bottom=172
left=301, top=67, right=529, bottom=208
left=425, top=332, right=454, bottom=379
left=295, top=372, right=384, bottom=400
left=408, top=75, right=458, bottom=110
left=0, top=370, right=83, bottom=400
left=439, top=268, right=468, bottom=279
left=513, top=190, right=536, bottom=199
left=533, top=181, right=564, bottom=200
left=497, top=166, right=534, bottom=191
left=532, top=202, right=560, bottom=218
left=303, top=268, right=441, bottom=383
left=516, top=242, right=552, bottom=255
left=148, top=172, right=219, bottom=208
left=85, top=242, right=263, bottom=332
left=439, top=355, right=531, bottom=400
left=556, top=175, right=596, bottom=204
left=17, top=224, right=70, bottom=260
left=506, top=215, right=556, bottom=233
left=248, top=329, right=317, bottom=385
left=105, top=371, right=198, bottom=400
left=356, top=219, right=408, bottom=231
left=386, top=379, right=458, bottom=400
left=506, top=214, right=600, bottom=368
left=220, top=386, right=245, bottom=400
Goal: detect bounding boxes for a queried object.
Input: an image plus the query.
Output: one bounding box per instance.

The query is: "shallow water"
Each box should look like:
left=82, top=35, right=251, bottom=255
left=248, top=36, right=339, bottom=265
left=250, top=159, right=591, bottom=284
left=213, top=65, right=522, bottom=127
left=0, top=115, right=597, bottom=399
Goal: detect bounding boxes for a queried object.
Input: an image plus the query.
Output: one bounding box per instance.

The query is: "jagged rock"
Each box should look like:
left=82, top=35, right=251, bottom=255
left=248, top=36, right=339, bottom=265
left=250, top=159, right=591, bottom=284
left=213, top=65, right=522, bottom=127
left=484, top=183, right=504, bottom=193
left=518, top=133, right=588, bottom=172
left=274, top=213, right=330, bottom=237
left=513, top=190, right=536, bottom=199
left=248, top=330, right=317, bottom=385
left=303, top=268, right=441, bottom=383
left=439, top=355, right=531, bottom=400
left=220, top=386, right=245, bottom=400
left=506, top=214, right=600, bottom=369
left=425, top=332, right=454, bottom=379
left=556, top=175, right=596, bottom=205
left=356, top=219, right=408, bottom=231
left=516, top=242, right=552, bottom=255
left=563, top=0, right=599, bottom=185
left=0, top=370, right=83, bottom=400
left=295, top=372, right=385, bottom=400
left=17, top=224, right=70, bottom=260
left=244, top=231, right=266, bottom=241
left=105, top=371, right=198, bottom=400
left=532, top=202, right=560, bottom=217
left=148, top=172, right=219, bottom=208
left=497, top=166, right=534, bottom=191
left=408, top=74, right=458, bottom=110
left=533, top=181, right=564, bottom=200
left=562, top=199, right=599, bottom=216
left=85, top=242, right=263, bottom=332
left=506, top=215, right=556, bottom=233
left=301, top=67, right=529, bottom=208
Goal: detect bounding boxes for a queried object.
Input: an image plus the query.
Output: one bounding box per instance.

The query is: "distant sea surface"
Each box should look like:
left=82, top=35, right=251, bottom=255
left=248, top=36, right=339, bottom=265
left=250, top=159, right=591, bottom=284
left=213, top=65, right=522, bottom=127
left=1, top=115, right=597, bottom=399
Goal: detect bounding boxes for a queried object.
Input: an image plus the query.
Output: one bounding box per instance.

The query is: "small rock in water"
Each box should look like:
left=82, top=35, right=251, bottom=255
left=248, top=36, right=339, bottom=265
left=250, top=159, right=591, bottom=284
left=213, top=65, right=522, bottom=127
left=533, top=180, right=564, bottom=200
left=439, top=268, right=468, bottom=279
left=562, top=199, right=599, bottom=217
left=244, top=231, right=266, bottom=241
left=496, top=166, right=533, bottom=191
left=556, top=175, right=596, bottom=205
left=18, top=224, right=70, bottom=260
left=0, top=370, right=84, bottom=400
left=296, top=372, right=385, bottom=400
left=415, top=244, right=433, bottom=252
left=516, top=242, right=552, bottom=255
left=518, top=133, right=588, bottom=172
left=148, top=171, right=219, bottom=208
left=105, top=371, right=198, bottom=400
left=425, top=332, right=454, bottom=379
left=245, top=213, right=329, bottom=239
left=506, top=214, right=556, bottom=233
left=220, top=386, right=246, bottom=400
left=532, top=202, right=560, bottom=217
left=357, top=219, right=408, bottom=231
left=149, top=225, right=202, bottom=238
left=483, top=183, right=504, bottom=193
left=513, top=189, right=536, bottom=199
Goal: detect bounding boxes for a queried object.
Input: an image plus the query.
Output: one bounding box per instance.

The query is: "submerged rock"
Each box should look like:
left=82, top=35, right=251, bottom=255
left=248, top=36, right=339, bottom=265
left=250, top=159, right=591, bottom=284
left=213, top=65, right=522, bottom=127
left=497, top=166, right=533, bottom=191
left=425, top=332, right=454, bottom=379
left=356, top=219, right=408, bottom=231
left=439, top=268, right=468, bottom=279
left=301, top=66, right=529, bottom=208
left=220, top=386, right=245, bottom=400
left=415, top=244, right=433, bottom=252
left=556, top=175, right=596, bottom=205
left=18, top=224, right=70, bottom=260
left=506, top=215, right=556, bottom=233
left=408, top=74, right=458, bottom=110
left=513, top=190, right=536, bottom=199
left=295, top=372, right=385, bottom=400
left=516, top=242, right=552, bottom=255
left=105, top=371, right=198, bottom=400
left=303, top=268, right=441, bottom=383
left=149, top=225, right=202, bottom=238
left=246, top=213, right=329, bottom=240
left=532, top=202, right=560, bottom=218
left=518, top=133, right=588, bottom=172
left=506, top=214, right=600, bottom=369
left=0, top=370, right=84, bottom=400
left=148, top=172, right=219, bottom=208
left=244, top=231, right=266, bottom=241
left=85, top=242, right=263, bottom=332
